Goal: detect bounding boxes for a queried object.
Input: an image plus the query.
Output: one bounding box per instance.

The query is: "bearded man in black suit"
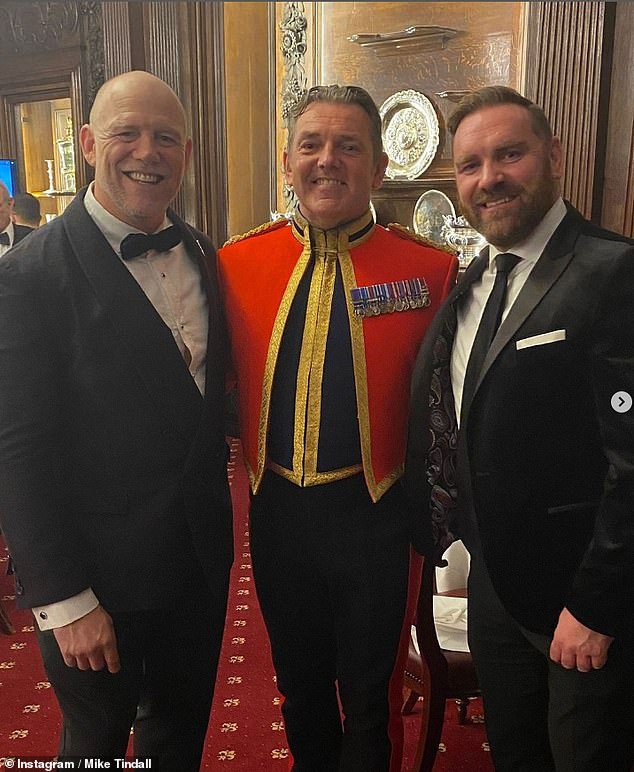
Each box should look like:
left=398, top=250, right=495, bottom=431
left=0, top=71, right=233, bottom=770
left=406, top=86, right=634, bottom=771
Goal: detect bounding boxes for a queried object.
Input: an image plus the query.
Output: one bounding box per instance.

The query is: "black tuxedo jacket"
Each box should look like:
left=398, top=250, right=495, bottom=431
left=0, top=190, right=233, bottom=612
left=12, top=223, right=34, bottom=245
left=406, top=204, right=634, bottom=639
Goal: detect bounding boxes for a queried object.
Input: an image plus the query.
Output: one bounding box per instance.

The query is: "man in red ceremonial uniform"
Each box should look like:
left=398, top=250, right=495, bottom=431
left=218, top=85, right=458, bottom=771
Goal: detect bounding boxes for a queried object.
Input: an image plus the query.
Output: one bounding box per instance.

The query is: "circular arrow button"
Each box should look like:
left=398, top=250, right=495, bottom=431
left=611, top=391, right=633, bottom=413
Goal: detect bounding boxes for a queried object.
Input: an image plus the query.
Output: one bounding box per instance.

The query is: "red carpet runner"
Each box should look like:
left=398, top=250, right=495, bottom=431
left=0, top=438, right=492, bottom=770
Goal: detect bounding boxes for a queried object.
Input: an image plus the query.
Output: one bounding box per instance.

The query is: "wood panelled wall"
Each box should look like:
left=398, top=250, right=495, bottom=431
left=0, top=1, right=102, bottom=193
left=93, top=1, right=273, bottom=243
left=223, top=2, right=273, bottom=237
left=100, top=1, right=228, bottom=246
left=602, top=2, right=634, bottom=237
left=2, top=2, right=634, bottom=241
left=523, top=1, right=615, bottom=222
left=271, top=2, right=633, bottom=236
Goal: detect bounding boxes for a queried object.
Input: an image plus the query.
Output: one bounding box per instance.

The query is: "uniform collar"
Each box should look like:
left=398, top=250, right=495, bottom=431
left=291, top=208, right=375, bottom=253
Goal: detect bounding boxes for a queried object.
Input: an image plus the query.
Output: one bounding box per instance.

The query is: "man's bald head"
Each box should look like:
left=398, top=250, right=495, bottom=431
left=89, top=71, right=188, bottom=135
left=79, top=70, right=192, bottom=233
left=0, top=181, right=13, bottom=232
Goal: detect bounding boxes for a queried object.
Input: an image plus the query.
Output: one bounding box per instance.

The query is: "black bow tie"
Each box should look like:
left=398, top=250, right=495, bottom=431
left=120, top=224, right=182, bottom=260
left=0, top=231, right=10, bottom=246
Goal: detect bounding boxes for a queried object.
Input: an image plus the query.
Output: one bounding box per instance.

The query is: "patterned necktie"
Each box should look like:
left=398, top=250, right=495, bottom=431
left=460, top=252, right=520, bottom=417
left=0, top=232, right=10, bottom=246
left=120, top=224, right=182, bottom=260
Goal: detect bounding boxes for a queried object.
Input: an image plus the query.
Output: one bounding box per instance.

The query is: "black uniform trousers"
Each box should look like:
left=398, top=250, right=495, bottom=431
left=37, top=574, right=229, bottom=772
left=467, top=549, right=634, bottom=772
left=249, top=471, right=410, bottom=772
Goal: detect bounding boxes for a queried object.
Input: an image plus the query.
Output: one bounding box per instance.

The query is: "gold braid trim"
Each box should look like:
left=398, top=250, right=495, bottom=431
left=222, top=218, right=290, bottom=248
left=386, top=222, right=459, bottom=256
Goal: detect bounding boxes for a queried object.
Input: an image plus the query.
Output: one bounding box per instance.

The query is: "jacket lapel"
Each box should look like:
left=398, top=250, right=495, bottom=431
left=475, top=208, right=582, bottom=393
left=168, top=209, right=230, bottom=466
left=169, top=210, right=226, bottom=409
left=62, top=193, right=204, bottom=446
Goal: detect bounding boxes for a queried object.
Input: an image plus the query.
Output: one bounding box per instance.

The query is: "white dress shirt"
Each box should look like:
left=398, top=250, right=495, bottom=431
left=33, top=184, right=209, bottom=630
left=0, top=222, right=16, bottom=258
left=451, top=198, right=567, bottom=427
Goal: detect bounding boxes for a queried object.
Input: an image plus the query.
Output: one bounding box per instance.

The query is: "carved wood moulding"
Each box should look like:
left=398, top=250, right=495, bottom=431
left=280, top=1, right=308, bottom=125
left=0, top=1, right=79, bottom=53
left=100, top=2, right=132, bottom=78
left=79, top=1, right=104, bottom=110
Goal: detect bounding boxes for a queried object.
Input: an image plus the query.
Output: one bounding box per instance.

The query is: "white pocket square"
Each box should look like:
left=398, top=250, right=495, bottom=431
left=516, top=329, right=566, bottom=350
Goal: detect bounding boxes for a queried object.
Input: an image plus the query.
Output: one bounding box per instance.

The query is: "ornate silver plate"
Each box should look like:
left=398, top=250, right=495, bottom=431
left=413, top=189, right=456, bottom=244
left=380, top=90, right=440, bottom=180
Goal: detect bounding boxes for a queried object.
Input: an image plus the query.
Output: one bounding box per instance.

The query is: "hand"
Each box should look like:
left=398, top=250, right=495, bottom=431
left=549, top=607, right=613, bottom=672
left=53, top=605, right=120, bottom=673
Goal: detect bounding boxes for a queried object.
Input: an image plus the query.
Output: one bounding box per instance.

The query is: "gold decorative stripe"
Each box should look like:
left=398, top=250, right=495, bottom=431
left=387, top=221, right=459, bottom=255
left=268, top=460, right=363, bottom=486
left=292, top=208, right=375, bottom=247
left=267, top=460, right=302, bottom=484
left=292, top=245, right=323, bottom=479
left=337, top=245, right=380, bottom=500
left=373, top=463, right=405, bottom=501
left=245, top=457, right=257, bottom=491
left=253, top=239, right=313, bottom=493
left=303, top=250, right=337, bottom=479
left=348, top=215, right=375, bottom=248
left=222, top=218, right=289, bottom=247
left=304, top=464, right=364, bottom=485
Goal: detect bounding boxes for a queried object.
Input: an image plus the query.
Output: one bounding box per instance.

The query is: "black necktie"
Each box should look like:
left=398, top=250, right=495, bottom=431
left=120, top=224, right=182, bottom=260
left=460, top=252, right=520, bottom=416
left=0, top=232, right=10, bottom=246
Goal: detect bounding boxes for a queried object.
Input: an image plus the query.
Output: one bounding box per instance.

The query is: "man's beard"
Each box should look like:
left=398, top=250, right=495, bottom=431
left=460, top=168, right=558, bottom=250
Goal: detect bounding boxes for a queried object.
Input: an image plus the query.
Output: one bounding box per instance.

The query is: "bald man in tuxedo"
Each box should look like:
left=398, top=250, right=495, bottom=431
left=0, top=71, right=232, bottom=769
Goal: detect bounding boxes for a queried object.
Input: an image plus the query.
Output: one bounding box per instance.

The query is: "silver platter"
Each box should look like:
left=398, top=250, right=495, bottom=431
left=413, top=189, right=456, bottom=244
left=380, top=90, right=440, bottom=180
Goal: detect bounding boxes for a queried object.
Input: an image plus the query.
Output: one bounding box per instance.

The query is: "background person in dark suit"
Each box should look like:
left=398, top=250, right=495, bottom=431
left=12, top=191, right=42, bottom=228
left=0, top=71, right=233, bottom=770
left=406, top=86, right=634, bottom=771
left=0, top=181, right=34, bottom=257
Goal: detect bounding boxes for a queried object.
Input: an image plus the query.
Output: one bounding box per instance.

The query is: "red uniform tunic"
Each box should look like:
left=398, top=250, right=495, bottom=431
left=218, top=209, right=458, bottom=502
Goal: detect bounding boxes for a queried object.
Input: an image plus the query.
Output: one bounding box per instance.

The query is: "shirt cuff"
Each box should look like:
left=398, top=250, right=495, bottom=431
left=32, top=588, right=99, bottom=631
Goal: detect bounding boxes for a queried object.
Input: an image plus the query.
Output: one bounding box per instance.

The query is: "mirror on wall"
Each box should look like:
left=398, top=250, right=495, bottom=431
left=16, top=96, right=76, bottom=222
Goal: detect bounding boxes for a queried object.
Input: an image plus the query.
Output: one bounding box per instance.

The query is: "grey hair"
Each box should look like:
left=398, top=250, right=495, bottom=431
left=286, top=84, right=384, bottom=161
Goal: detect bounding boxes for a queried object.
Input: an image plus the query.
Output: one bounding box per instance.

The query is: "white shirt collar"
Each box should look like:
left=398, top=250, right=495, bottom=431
left=1, top=221, right=15, bottom=244
left=488, top=197, right=567, bottom=269
left=83, top=183, right=171, bottom=258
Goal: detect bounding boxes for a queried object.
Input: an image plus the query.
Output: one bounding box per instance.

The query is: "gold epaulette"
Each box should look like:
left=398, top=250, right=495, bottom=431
left=222, top=218, right=290, bottom=248
left=387, top=222, right=460, bottom=256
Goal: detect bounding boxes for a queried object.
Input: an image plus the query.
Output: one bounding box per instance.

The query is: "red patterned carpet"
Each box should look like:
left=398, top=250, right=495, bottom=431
left=0, top=438, right=492, bottom=771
